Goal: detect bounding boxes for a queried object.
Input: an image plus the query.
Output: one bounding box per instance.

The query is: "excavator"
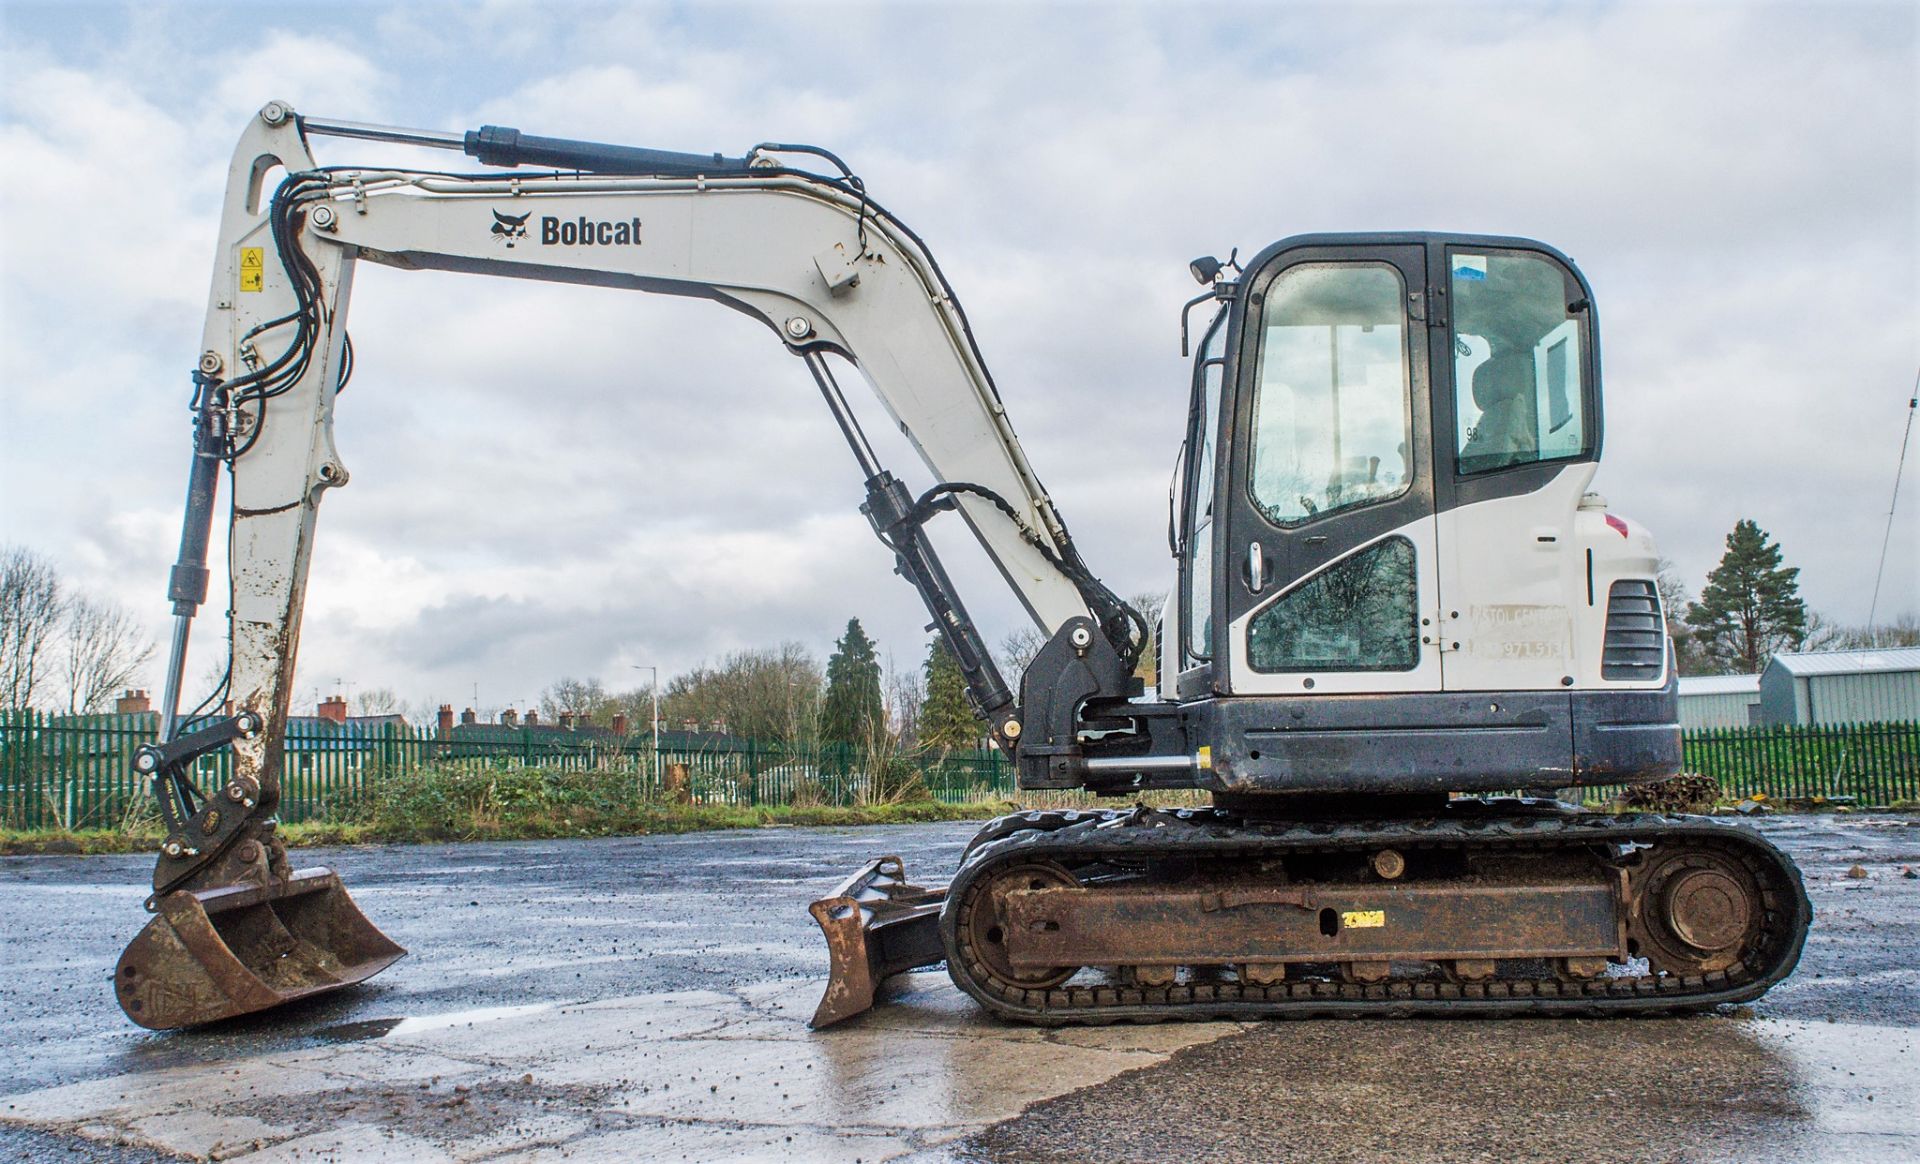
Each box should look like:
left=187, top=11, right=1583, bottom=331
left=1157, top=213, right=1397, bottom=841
left=116, top=103, right=1809, bottom=1031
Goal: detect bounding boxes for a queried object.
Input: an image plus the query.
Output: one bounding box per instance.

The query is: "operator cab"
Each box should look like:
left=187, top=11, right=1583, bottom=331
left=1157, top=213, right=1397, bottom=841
left=1166, top=234, right=1675, bottom=797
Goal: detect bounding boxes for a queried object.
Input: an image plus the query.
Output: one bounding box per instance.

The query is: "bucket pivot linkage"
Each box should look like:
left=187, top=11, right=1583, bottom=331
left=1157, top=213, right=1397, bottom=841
left=116, top=378, right=403, bottom=1031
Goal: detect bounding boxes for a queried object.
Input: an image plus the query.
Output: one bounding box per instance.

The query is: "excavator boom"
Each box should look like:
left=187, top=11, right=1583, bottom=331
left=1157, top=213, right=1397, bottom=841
left=120, top=102, right=1137, bottom=1028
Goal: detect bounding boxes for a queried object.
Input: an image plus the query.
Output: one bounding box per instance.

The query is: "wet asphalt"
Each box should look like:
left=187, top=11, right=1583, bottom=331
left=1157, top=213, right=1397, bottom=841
left=2, top=814, right=1916, bottom=1162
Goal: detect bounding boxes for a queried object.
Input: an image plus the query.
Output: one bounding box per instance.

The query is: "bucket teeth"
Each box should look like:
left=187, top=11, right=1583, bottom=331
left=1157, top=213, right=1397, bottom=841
left=115, top=867, right=404, bottom=1030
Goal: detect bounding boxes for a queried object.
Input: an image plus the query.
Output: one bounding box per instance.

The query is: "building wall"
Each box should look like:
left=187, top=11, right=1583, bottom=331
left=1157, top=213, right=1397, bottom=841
left=1804, top=670, right=1920, bottom=725
left=1758, top=666, right=1920, bottom=725
left=1678, top=690, right=1760, bottom=730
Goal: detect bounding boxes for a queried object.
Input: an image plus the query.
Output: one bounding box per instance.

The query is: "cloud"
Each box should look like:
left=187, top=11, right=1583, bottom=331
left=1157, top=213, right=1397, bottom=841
left=1, top=1, right=1913, bottom=716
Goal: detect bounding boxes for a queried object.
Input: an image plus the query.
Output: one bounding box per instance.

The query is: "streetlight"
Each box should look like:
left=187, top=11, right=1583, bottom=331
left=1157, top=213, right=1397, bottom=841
left=632, top=664, right=660, bottom=787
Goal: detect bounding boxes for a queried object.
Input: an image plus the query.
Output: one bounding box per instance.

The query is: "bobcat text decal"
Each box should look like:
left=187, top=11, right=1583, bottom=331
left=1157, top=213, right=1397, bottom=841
left=541, top=216, right=642, bottom=246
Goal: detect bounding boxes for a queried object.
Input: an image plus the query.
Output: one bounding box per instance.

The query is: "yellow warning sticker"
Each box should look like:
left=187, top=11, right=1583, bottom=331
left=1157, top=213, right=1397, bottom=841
left=1341, top=910, right=1386, bottom=929
left=240, top=247, right=264, bottom=292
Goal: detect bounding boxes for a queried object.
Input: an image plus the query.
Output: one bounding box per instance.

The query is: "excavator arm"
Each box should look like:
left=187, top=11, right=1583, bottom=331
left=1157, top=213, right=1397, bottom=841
left=117, top=102, right=1146, bottom=1029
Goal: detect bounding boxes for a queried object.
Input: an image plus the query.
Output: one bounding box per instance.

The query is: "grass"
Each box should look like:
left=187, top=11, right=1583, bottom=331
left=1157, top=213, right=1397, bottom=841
left=0, top=774, right=1011, bottom=855
left=10, top=761, right=1910, bottom=857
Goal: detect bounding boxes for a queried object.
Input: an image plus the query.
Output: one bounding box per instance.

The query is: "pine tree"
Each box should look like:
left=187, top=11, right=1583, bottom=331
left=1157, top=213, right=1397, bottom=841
left=1684, top=519, right=1808, bottom=674
left=819, top=618, right=884, bottom=749
left=917, top=636, right=986, bottom=751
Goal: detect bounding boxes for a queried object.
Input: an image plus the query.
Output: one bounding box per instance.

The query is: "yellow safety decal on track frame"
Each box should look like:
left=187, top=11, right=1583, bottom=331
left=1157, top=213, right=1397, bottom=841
left=1341, top=910, right=1386, bottom=929
left=240, top=247, right=264, bottom=292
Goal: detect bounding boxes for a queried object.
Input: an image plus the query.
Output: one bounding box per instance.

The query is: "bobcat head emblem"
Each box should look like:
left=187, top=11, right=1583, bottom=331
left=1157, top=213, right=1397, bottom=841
left=491, top=210, right=531, bottom=247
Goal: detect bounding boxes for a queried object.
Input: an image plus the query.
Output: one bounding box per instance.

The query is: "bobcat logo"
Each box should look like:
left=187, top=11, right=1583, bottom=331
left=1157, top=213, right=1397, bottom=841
left=490, top=210, right=531, bottom=247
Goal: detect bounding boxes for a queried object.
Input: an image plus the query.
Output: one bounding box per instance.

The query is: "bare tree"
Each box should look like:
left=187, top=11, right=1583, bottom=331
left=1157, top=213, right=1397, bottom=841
left=1858, top=611, right=1920, bottom=648
left=662, top=642, right=822, bottom=742
left=351, top=686, right=406, bottom=719
left=995, top=626, right=1047, bottom=682
left=884, top=651, right=924, bottom=745
left=540, top=676, right=614, bottom=723
left=1655, top=558, right=1709, bottom=675
left=60, top=595, right=156, bottom=714
left=0, top=546, right=64, bottom=711
left=1807, top=610, right=1920, bottom=650
left=1130, top=590, right=1167, bottom=685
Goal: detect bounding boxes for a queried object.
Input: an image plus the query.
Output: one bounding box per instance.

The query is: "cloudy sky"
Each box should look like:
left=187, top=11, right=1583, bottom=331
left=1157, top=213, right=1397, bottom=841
left=1, top=0, right=1914, bottom=718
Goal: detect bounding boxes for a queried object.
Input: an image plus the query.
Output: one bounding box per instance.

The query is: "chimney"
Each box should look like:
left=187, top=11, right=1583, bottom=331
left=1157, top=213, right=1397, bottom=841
left=318, top=694, right=349, bottom=725
left=611, top=713, right=629, bottom=737
left=525, top=709, right=540, bottom=727
left=500, top=708, right=519, bottom=727
left=709, top=719, right=728, bottom=736
left=681, top=718, right=699, bottom=733
left=438, top=704, right=454, bottom=733
left=559, top=711, right=576, bottom=730
left=461, top=707, right=478, bottom=726
left=116, top=689, right=151, bottom=714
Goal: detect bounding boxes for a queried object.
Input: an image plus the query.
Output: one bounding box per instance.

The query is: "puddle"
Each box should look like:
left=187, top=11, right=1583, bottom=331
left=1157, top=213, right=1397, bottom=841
left=386, top=1002, right=557, bottom=1035
left=313, top=1017, right=407, bottom=1043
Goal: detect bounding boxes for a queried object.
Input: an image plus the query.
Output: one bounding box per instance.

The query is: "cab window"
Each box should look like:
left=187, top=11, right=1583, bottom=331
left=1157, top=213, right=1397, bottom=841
left=1248, top=264, right=1412, bottom=527
left=1247, top=536, right=1419, bottom=672
left=1184, top=311, right=1227, bottom=663
left=1450, top=250, right=1592, bottom=475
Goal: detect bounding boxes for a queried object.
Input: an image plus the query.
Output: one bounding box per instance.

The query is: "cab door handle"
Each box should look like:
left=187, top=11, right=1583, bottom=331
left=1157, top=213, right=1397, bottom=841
left=1246, top=542, right=1270, bottom=593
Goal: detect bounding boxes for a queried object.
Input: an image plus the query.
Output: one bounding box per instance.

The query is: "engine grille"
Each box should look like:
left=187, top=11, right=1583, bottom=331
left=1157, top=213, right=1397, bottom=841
left=1602, top=579, right=1666, bottom=681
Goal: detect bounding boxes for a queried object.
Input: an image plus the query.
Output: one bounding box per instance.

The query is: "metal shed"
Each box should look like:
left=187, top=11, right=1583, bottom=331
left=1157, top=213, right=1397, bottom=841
left=1757, top=647, right=1920, bottom=726
left=1677, top=674, right=1761, bottom=729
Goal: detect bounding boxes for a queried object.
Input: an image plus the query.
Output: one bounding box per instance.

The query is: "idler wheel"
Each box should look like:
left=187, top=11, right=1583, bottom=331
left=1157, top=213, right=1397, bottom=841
left=960, top=861, right=1080, bottom=992
left=1631, top=848, right=1761, bottom=975
left=1663, top=868, right=1752, bottom=953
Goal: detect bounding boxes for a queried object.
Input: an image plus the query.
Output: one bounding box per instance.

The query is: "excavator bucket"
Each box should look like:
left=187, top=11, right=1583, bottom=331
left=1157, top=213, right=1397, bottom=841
left=115, top=867, right=405, bottom=1030
left=808, top=856, right=947, bottom=1028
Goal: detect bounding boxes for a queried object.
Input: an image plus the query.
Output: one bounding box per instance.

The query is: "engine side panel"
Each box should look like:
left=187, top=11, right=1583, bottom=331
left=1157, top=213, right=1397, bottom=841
left=1187, top=672, right=1677, bottom=795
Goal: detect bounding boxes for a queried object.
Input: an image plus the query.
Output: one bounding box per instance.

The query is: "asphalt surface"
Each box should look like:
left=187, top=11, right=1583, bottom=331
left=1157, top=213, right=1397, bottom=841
left=1, top=814, right=1915, bottom=1162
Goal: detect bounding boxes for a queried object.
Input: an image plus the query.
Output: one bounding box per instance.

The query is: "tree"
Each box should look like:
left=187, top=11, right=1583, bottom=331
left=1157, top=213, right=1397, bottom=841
left=1804, top=610, right=1920, bottom=650
left=60, top=595, right=155, bottom=714
left=996, top=626, right=1046, bottom=683
left=819, top=618, right=885, bottom=749
left=1854, top=611, right=1920, bottom=648
left=884, top=652, right=923, bottom=745
left=0, top=546, right=64, bottom=710
left=918, top=636, right=986, bottom=751
left=1684, top=520, right=1808, bottom=674
left=541, top=675, right=614, bottom=722
left=1656, top=558, right=1711, bottom=676
left=663, top=642, right=822, bottom=742
left=1130, top=589, right=1167, bottom=686
left=351, top=686, right=406, bottom=719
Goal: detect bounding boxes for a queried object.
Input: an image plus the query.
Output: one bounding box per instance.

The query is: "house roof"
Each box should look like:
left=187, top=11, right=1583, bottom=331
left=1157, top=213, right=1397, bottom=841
left=1766, top=647, right=1920, bottom=678
left=1678, top=675, right=1760, bottom=696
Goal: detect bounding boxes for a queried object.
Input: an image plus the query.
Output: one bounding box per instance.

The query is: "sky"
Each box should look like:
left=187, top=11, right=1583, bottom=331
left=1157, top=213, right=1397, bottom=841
left=1, top=0, right=1915, bottom=719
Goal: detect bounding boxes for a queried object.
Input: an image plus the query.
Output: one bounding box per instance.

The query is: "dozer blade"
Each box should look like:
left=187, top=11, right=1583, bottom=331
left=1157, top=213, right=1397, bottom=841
left=115, top=867, right=406, bottom=1030
left=808, top=855, right=946, bottom=1028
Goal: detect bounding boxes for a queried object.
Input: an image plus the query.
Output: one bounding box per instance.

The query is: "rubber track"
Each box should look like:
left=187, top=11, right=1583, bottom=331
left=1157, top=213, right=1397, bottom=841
left=939, top=804, right=1811, bottom=1024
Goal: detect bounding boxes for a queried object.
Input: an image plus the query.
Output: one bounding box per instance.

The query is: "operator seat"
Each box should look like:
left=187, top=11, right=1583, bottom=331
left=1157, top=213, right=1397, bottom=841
left=1460, top=354, right=1536, bottom=470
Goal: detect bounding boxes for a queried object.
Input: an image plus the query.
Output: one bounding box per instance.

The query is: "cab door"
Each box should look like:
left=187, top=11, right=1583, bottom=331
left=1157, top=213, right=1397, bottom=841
left=1219, top=243, right=1443, bottom=696
left=1430, top=242, right=1602, bottom=692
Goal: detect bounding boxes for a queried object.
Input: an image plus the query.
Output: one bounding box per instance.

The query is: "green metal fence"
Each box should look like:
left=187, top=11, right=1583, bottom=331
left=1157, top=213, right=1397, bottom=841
left=4, top=711, right=1916, bottom=831
left=1680, top=720, right=1920, bottom=804
left=0, top=710, right=1016, bottom=829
